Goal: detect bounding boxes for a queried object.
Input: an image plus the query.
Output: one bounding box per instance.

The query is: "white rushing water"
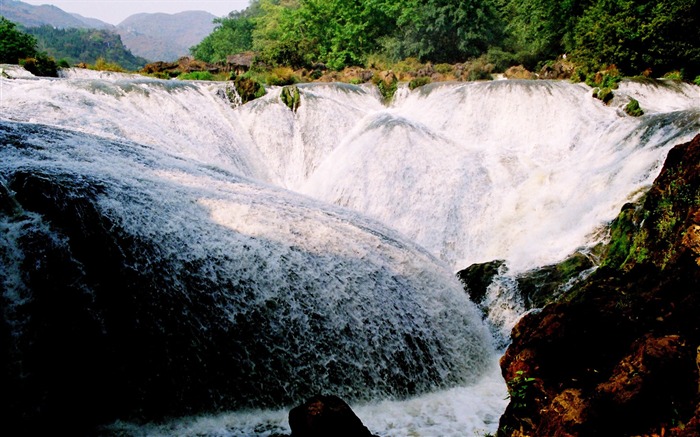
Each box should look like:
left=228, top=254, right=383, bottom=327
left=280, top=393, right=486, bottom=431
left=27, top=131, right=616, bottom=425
left=1, top=68, right=699, bottom=435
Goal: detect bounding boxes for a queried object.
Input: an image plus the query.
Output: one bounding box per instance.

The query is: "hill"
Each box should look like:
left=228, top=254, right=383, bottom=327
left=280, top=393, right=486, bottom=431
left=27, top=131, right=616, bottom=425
left=0, top=0, right=109, bottom=29
left=116, top=11, right=217, bottom=61
left=0, top=1, right=219, bottom=62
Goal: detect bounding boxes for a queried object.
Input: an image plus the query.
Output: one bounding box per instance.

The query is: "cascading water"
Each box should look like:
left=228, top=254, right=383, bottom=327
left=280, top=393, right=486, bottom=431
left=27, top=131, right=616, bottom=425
left=1, top=66, right=699, bottom=435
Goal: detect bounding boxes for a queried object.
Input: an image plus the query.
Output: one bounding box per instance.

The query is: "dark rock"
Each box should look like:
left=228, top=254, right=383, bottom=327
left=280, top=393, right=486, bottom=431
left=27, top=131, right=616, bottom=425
left=498, top=134, right=700, bottom=436
left=457, top=259, right=505, bottom=305
left=289, top=395, right=378, bottom=437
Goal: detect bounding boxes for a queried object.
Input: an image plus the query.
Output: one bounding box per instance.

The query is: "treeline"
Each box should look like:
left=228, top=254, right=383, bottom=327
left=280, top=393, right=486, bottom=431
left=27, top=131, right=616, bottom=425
left=0, top=17, right=58, bottom=76
left=26, top=26, right=149, bottom=71
left=192, top=0, right=700, bottom=78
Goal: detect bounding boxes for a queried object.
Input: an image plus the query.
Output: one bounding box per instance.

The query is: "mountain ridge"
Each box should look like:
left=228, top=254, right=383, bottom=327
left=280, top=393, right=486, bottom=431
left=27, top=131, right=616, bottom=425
left=0, top=0, right=220, bottom=62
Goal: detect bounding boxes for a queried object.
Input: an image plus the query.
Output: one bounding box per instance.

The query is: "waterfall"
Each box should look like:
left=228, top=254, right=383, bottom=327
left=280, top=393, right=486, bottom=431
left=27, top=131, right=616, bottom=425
left=1, top=69, right=699, bottom=435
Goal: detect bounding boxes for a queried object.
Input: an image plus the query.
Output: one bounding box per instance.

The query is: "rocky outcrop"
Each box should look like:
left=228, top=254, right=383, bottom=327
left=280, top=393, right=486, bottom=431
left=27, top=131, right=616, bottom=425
left=498, top=134, right=700, bottom=436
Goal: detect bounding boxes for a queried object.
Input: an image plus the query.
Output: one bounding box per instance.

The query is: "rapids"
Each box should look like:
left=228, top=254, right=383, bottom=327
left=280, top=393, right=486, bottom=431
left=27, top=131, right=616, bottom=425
left=1, top=67, right=699, bottom=435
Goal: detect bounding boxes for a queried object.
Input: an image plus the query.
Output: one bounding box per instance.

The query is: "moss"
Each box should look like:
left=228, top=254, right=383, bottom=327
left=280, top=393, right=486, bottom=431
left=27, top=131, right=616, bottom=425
left=624, top=98, right=644, bottom=117
left=234, top=76, right=266, bottom=104
left=280, top=85, right=301, bottom=112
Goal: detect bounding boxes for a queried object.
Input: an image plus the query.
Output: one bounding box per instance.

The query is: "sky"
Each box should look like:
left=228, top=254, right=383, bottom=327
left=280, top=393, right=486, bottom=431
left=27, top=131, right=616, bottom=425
left=19, top=0, right=251, bottom=25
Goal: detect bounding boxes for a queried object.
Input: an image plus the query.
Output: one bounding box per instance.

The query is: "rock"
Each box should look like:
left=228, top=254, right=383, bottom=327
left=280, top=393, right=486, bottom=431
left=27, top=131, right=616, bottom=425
left=498, top=134, right=700, bottom=437
left=289, top=395, right=378, bottom=437
left=539, top=58, right=576, bottom=80
left=504, top=65, right=536, bottom=80
left=457, top=260, right=506, bottom=305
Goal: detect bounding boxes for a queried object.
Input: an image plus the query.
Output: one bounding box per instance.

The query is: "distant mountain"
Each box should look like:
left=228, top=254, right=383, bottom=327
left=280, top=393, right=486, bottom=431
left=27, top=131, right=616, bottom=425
left=0, top=0, right=109, bottom=29
left=70, top=13, right=114, bottom=30
left=116, top=11, right=218, bottom=61
left=0, top=1, right=220, bottom=62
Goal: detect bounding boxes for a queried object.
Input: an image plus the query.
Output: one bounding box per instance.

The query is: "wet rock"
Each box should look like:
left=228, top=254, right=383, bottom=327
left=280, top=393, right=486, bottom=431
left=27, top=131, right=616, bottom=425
left=498, top=134, right=700, bottom=437
left=457, top=259, right=505, bottom=305
left=289, top=395, right=378, bottom=437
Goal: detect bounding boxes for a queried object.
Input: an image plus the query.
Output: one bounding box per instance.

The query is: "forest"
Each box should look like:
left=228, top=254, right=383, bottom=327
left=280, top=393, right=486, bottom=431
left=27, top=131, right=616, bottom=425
left=191, top=0, right=700, bottom=79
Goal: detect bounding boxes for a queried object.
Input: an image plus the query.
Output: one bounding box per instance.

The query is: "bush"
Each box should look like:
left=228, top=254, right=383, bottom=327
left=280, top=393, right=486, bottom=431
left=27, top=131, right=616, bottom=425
left=593, top=87, right=614, bottom=104
left=178, top=71, right=215, bottom=81
left=695, top=75, right=700, bottom=86
left=663, top=70, right=683, bottom=81
left=57, top=59, right=70, bottom=69
left=624, top=98, right=644, bottom=117
left=265, top=66, right=298, bottom=86
left=90, top=57, right=126, bottom=72
left=409, top=76, right=431, bottom=90
left=20, top=53, right=58, bottom=77
left=280, top=85, right=301, bottom=112
left=234, top=76, right=266, bottom=104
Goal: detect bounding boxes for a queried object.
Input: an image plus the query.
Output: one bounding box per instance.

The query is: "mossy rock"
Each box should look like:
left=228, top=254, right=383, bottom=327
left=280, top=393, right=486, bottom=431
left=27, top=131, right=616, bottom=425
left=280, top=85, right=301, bottom=112
left=234, top=76, right=266, bottom=104
left=456, top=260, right=506, bottom=305
left=409, top=76, right=432, bottom=90
left=516, top=251, right=598, bottom=308
left=624, top=98, right=644, bottom=117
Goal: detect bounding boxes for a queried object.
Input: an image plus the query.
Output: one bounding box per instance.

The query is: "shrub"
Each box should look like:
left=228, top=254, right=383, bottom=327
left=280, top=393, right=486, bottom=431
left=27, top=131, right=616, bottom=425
left=57, top=59, right=70, bottom=69
left=409, top=76, right=431, bottom=90
left=178, top=71, right=215, bottom=81
left=266, top=66, right=298, bottom=86
left=280, top=85, right=301, bottom=112
left=663, top=70, right=683, bottom=81
left=695, top=75, right=700, bottom=86
left=20, top=53, right=58, bottom=77
left=593, top=87, right=614, bottom=104
left=234, top=76, right=266, bottom=104
left=624, top=98, right=644, bottom=117
left=90, top=57, right=125, bottom=72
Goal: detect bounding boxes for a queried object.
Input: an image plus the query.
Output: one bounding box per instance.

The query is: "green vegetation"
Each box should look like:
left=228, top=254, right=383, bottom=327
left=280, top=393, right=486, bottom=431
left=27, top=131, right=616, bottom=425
left=280, top=85, right=301, bottom=111
left=25, top=26, right=148, bottom=71
left=506, top=370, right=536, bottom=409
left=409, top=76, right=431, bottom=90
left=0, top=17, right=58, bottom=77
left=178, top=71, right=215, bottom=81
left=0, top=17, right=37, bottom=63
left=625, top=98, right=644, bottom=117
left=192, top=0, right=700, bottom=79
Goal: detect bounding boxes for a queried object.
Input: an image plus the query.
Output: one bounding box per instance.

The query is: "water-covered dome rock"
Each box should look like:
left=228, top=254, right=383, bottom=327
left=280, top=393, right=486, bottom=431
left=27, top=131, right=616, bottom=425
left=0, top=120, right=493, bottom=431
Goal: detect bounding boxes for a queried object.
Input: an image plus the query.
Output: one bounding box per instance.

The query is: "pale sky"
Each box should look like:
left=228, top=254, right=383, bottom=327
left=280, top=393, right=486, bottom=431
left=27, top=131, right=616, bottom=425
left=19, top=1, right=251, bottom=25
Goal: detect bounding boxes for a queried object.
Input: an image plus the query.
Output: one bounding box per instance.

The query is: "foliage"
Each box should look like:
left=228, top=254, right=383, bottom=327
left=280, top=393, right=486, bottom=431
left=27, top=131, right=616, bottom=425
left=663, top=70, right=683, bottom=81
left=190, top=5, right=260, bottom=63
left=409, top=76, right=431, bottom=90
left=395, top=0, right=504, bottom=63
left=507, top=370, right=536, bottom=409
left=178, top=71, right=215, bottom=81
left=234, top=75, right=267, bottom=104
left=25, top=26, right=148, bottom=71
left=0, top=17, right=37, bottom=63
left=625, top=98, right=644, bottom=116
left=571, top=0, right=700, bottom=77
left=89, top=57, right=126, bottom=73
left=191, top=0, right=700, bottom=77
left=20, top=53, right=58, bottom=77
left=280, top=85, right=301, bottom=111
left=695, top=75, right=700, bottom=86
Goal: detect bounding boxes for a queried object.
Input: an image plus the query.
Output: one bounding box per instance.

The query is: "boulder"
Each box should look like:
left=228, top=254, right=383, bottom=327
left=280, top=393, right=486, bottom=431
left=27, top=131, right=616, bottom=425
left=498, top=134, right=700, bottom=436
left=289, top=395, right=378, bottom=437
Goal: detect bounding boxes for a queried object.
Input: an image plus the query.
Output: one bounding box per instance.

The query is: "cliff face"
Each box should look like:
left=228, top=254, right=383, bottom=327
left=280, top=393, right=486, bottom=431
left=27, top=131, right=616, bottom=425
left=499, top=134, right=700, bottom=437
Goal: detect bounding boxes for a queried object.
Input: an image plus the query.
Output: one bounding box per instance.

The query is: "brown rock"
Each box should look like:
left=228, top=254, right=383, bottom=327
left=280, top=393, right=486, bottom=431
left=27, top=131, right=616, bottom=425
left=289, top=395, right=378, bottom=437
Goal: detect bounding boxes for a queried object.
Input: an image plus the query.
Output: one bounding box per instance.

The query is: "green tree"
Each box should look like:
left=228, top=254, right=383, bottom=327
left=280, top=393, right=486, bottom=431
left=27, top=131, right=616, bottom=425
left=190, top=3, right=261, bottom=63
left=397, top=0, right=504, bottom=63
left=573, top=0, right=700, bottom=76
left=499, top=0, right=592, bottom=67
left=0, top=17, right=37, bottom=63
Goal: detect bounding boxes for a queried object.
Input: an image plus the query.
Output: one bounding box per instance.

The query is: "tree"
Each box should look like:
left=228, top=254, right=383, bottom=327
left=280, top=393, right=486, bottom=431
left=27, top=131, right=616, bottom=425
left=573, top=0, right=700, bottom=76
left=190, top=3, right=261, bottom=63
left=397, top=0, right=504, bottom=63
left=0, top=17, right=37, bottom=63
